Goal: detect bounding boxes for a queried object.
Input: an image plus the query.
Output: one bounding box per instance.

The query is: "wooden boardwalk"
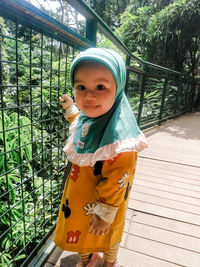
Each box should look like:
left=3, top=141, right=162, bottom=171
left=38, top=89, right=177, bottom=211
left=44, top=112, right=200, bottom=267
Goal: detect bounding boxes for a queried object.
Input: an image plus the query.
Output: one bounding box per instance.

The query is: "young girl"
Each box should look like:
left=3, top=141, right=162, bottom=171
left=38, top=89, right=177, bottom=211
left=54, top=48, right=147, bottom=267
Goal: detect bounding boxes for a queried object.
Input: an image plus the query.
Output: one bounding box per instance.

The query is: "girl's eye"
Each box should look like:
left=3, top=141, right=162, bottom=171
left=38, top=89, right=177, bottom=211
left=77, top=85, right=86, bottom=91
left=96, top=84, right=105, bottom=91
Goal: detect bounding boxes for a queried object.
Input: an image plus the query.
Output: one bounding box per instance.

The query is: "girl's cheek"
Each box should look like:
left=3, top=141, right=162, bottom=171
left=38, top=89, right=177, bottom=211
left=74, top=90, right=78, bottom=101
left=74, top=93, right=81, bottom=108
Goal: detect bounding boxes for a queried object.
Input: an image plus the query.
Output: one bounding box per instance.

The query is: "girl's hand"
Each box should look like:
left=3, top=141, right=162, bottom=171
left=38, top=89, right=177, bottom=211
left=59, top=94, right=74, bottom=110
left=89, top=214, right=110, bottom=236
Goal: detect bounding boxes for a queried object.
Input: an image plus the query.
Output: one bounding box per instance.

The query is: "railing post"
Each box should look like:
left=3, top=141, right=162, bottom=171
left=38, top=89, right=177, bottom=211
left=86, top=19, right=97, bottom=44
left=0, top=38, right=2, bottom=87
left=190, top=79, right=197, bottom=110
left=137, top=64, right=147, bottom=126
left=195, top=84, right=200, bottom=109
left=188, top=81, right=193, bottom=111
left=184, top=81, right=190, bottom=110
left=159, top=76, right=168, bottom=124
left=174, top=76, right=182, bottom=115
left=125, top=56, right=131, bottom=96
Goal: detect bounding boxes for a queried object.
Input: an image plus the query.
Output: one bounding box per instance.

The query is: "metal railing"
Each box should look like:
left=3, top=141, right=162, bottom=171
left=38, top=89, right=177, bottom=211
left=0, top=0, right=199, bottom=266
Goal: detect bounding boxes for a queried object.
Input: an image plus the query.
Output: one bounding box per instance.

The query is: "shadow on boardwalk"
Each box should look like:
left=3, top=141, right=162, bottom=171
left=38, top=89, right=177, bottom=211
left=43, top=112, right=200, bottom=267
left=146, top=112, right=200, bottom=141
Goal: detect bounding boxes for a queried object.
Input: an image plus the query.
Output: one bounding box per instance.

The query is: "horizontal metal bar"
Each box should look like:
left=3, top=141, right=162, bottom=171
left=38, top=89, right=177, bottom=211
left=0, top=114, right=65, bottom=137
left=66, top=0, right=183, bottom=77
left=0, top=141, right=65, bottom=175
left=28, top=235, right=55, bottom=267
left=20, top=223, right=56, bottom=267
left=0, top=0, right=185, bottom=77
left=0, top=33, right=70, bottom=53
left=2, top=217, right=56, bottom=264
left=0, top=173, right=62, bottom=215
left=0, top=173, right=64, bottom=233
left=1, top=157, right=65, bottom=188
left=126, top=66, right=145, bottom=76
left=144, top=61, right=182, bottom=75
left=0, top=160, right=65, bottom=199
left=0, top=169, right=61, bottom=213
left=0, top=142, right=65, bottom=175
left=0, top=0, right=94, bottom=49
left=140, top=110, right=191, bottom=130
left=0, top=85, right=71, bottom=89
left=0, top=59, right=67, bottom=73
left=0, top=102, right=63, bottom=112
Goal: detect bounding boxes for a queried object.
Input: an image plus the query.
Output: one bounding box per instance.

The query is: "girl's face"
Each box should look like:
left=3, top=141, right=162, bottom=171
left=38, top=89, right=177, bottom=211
left=73, top=63, right=116, bottom=118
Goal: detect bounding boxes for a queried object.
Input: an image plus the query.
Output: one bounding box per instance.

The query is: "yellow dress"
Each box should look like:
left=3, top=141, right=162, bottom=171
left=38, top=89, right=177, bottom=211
left=54, top=114, right=137, bottom=253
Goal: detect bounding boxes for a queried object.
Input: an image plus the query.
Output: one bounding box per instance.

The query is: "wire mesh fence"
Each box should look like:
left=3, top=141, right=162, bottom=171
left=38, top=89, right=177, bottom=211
left=127, top=62, right=195, bottom=129
left=0, top=13, right=80, bottom=266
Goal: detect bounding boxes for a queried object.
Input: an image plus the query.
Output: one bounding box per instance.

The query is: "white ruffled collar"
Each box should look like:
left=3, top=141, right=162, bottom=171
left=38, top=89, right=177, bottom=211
left=63, top=118, right=148, bottom=167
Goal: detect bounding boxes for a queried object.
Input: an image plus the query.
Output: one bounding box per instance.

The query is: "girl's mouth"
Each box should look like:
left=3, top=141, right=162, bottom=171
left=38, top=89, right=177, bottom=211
left=84, top=105, right=98, bottom=109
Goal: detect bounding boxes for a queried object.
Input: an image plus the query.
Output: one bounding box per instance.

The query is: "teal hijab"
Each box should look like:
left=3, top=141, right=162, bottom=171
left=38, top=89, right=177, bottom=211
left=68, top=48, right=146, bottom=162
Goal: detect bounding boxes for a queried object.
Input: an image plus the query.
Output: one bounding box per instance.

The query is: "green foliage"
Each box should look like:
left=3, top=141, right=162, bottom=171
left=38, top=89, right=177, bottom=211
left=86, top=0, right=131, bottom=29
left=116, top=5, right=154, bottom=57
left=96, top=32, right=126, bottom=62
left=118, top=0, right=200, bottom=77
left=0, top=114, right=33, bottom=265
left=0, top=17, right=68, bottom=266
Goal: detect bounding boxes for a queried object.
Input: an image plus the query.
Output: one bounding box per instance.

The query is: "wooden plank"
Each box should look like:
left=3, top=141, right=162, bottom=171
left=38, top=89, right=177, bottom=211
left=118, top=247, right=179, bottom=267
left=130, top=191, right=200, bottom=215
left=136, top=167, right=200, bottom=184
left=131, top=184, right=200, bottom=206
left=129, top=222, right=200, bottom=253
left=126, top=235, right=200, bottom=267
left=136, top=161, right=200, bottom=181
left=139, top=149, right=200, bottom=167
left=132, top=211, right=200, bottom=238
left=137, top=158, right=200, bottom=176
left=134, top=175, right=200, bottom=195
left=137, top=160, right=200, bottom=177
left=133, top=179, right=200, bottom=199
left=128, top=199, right=200, bottom=226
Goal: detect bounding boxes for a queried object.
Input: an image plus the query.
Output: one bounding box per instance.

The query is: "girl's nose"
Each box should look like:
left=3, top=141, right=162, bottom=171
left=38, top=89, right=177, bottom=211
left=84, top=90, right=96, bottom=101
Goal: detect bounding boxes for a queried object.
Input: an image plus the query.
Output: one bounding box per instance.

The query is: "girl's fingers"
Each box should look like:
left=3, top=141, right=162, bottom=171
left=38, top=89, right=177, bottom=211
left=59, top=95, right=74, bottom=110
left=59, top=96, right=67, bottom=103
left=104, top=228, right=109, bottom=235
left=88, top=214, right=110, bottom=235
left=89, top=217, right=94, bottom=233
left=89, top=227, right=95, bottom=234
left=89, top=216, right=94, bottom=226
left=94, top=229, right=99, bottom=236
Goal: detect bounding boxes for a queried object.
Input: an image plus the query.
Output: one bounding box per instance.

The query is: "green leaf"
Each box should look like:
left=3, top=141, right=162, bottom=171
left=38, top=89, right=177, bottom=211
left=15, top=254, right=26, bottom=261
left=1, top=253, right=12, bottom=266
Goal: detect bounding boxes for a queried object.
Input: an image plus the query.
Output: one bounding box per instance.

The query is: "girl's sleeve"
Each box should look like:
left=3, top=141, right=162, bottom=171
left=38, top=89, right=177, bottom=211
left=64, top=104, right=79, bottom=124
left=93, top=151, right=137, bottom=224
